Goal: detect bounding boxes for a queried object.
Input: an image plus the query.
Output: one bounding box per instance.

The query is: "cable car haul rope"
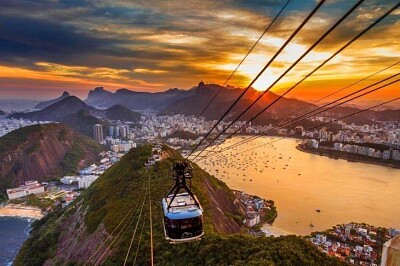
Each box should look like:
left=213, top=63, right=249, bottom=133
left=162, top=161, right=204, bottom=243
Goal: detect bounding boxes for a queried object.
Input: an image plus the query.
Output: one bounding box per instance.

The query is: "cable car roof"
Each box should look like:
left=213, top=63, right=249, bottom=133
left=162, top=193, right=203, bottom=220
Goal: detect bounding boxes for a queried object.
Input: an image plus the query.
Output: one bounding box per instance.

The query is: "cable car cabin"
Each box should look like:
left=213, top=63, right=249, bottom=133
left=162, top=192, right=204, bottom=243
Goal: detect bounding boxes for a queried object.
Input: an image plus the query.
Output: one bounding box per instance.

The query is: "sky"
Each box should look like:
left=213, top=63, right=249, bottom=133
left=0, top=0, right=399, bottom=107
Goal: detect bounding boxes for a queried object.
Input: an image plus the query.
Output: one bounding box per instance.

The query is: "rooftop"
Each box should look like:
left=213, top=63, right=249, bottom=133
left=162, top=193, right=202, bottom=220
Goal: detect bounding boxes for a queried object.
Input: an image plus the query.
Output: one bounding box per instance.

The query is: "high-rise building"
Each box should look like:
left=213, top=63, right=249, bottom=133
left=109, top=126, right=114, bottom=137
left=93, top=124, right=104, bottom=142
left=115, top=126, right=120, bottom=137
left=120, top=126, right=127, bottom=138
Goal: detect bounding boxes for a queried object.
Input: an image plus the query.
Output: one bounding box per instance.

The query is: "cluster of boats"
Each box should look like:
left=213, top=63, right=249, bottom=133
left=201, top=141, right=299, bottom=182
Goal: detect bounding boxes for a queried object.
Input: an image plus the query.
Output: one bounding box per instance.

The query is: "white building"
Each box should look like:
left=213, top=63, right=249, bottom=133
left=308, top=139, right=319, bottom=149
left=334, top=143, right=343, bottom=151
left=60, top=176, right=78, bottom=185
left=78, top=175, right=98, bottom=189
left=6, top=181, right=45, bottom=200
left=246, top=213, right=260, bottom=227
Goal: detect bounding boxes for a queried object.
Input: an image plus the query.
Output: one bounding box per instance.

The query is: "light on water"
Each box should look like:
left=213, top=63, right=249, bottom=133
left=198, top=136, right=400, bottom=235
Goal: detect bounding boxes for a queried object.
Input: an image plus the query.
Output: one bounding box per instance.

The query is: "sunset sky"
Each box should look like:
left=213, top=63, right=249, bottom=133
left=0, top=0, right=399, bottom=107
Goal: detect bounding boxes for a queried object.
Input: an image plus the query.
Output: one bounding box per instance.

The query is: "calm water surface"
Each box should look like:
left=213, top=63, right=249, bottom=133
left=197, top=136, right=400, bottom=235
left=0, top=217, right=31, bottom=266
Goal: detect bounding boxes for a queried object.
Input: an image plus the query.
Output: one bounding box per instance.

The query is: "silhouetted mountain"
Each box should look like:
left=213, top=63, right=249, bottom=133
left=58, top=110, right=109, bottom=138
left=321, top=106, right=400, bottom=125
left=85, top=87, right=113, bottom=108
left=103, top=105, right=142, bottom=121
left=9, top=98, right=143, bottom=137
left=85, top=86, right=194, bottom=110
left=0, top=124, right=104, bottom=199
left=0, top=110, right=4, bottom=116
left=370, top=109, right=400, bottom=121
left=35, top=91, right=71, bottom=109
left=161, top=82, right=315, bottom=123
left=10, top=96, right=95, bottom=121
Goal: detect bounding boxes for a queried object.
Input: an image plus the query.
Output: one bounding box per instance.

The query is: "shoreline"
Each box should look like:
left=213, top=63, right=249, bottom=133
left=261, top=223, right=291, bottom=237
left=0, top=204, right=43, bottom=220
left=296, top=145, right=400, bottom=169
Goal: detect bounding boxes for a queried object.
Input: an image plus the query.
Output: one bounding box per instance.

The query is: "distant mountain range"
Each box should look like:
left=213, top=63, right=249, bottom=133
left=0, top=110, right=4, bottom=116
left=321, top=106, right=400, bottom=124
left=160, top=82, right=317, bottom=122
left=10, top=96, right=142, bottom=137
left=85, top=86, right=194, bottom=110
left=82, top=82, right=317, bottom=122
left=25, top=82, right=400, bottom=129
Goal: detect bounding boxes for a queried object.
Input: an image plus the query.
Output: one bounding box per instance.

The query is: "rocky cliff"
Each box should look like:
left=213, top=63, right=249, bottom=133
left=0, top=124, right=104, bottom=196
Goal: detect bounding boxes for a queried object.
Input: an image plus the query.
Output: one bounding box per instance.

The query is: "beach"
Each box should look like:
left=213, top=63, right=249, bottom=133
left=261, top=223, right=290, bottom=237
left=0, top=204, right=43, bottom=220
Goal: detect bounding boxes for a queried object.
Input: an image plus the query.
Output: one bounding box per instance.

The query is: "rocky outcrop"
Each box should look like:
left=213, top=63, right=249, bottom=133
left=0, top=124, right=104, bottom=191
left=201, top=175, right=245, bottom=234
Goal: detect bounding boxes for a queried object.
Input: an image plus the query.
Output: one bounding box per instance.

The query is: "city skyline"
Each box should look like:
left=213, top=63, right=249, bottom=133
left=0, top=0, right=399, bottom=106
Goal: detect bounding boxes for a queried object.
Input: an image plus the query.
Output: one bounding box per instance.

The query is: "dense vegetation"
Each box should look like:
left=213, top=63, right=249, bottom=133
left=58, top=109, right=109, bottom=137
left=104, top=104, right=141, bottom=122
left=10, top=194, right=55, bottom=211
left=60, top=132, right=104, bottom=175
left=167, top=130, right=198, bottom=140
left=0, top=124, right=44, bottom=155
left=15, top=145, right=345, bottom=265
left=0, top=124, right=104, bottom=200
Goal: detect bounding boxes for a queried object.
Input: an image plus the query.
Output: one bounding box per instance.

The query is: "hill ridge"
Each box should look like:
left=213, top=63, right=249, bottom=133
left=0, top=123, right=104, bottom=200
left=15, top=145, right=344, bottom=266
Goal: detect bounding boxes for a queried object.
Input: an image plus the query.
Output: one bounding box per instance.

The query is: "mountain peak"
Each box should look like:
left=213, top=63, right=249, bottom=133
left=35, top=90, right=72, bottom=109
left=60, top=95, right=84, bottom=104
left=12, top=96, right=92, bottom=122
left=105, top=105, right=141, bottom=121
left=166, top=88, right=180, bottom=93
left=94, top=87, right=104, bottom=92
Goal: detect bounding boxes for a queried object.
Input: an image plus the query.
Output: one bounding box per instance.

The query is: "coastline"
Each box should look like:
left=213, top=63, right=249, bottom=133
left=0, top=204, right=43, bottom=220
left=296, top=144, right=400, bottom=169
left=261, top=223, right=291, bottom=237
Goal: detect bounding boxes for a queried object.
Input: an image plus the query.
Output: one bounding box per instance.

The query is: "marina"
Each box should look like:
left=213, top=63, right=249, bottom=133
left=198, top=136, right=400, bottom=235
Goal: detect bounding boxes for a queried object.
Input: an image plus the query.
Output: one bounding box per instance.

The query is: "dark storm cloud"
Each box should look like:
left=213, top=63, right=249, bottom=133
left=0, top=0, right=398, bottom=99
left=0, top=15, right=125, bottom=65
